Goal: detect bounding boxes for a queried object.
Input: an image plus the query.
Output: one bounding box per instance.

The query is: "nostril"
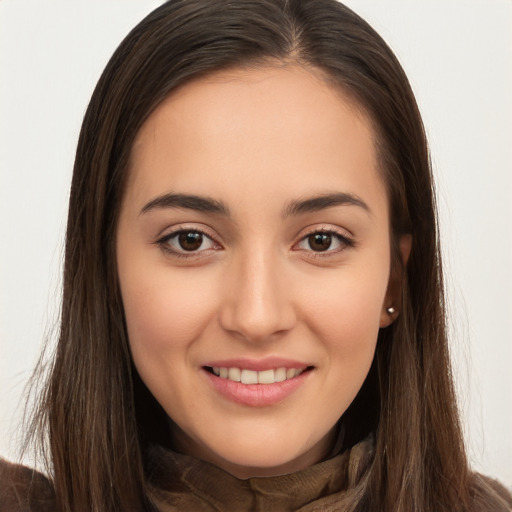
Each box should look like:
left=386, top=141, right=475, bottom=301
left=217, top=277, right=297, bottom=342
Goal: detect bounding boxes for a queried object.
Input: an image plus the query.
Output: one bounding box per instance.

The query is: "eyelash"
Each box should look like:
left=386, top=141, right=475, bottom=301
left=155, top=226, right=355, bottom=259
left=294, top=228, right=355, bottom=257
left=155, top=226, right=221, bottom=259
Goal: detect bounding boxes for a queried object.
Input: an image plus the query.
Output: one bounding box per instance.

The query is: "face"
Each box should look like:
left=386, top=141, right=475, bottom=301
left=117, top=65, right=400, bottom=478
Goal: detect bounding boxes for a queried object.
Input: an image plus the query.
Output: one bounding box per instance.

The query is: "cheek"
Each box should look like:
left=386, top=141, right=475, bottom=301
left=303, top=263, right=388, bottom=343
left=294, top=254, right=390, bottom=398
left=320, top=282, right=381, bottom=377
left=311, top=288, right=381, bottom=419
left=119, top=267, right=218, bottom=369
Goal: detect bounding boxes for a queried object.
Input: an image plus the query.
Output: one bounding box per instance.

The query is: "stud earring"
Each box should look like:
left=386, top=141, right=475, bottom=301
left=386, top=306, right=396, bottom=315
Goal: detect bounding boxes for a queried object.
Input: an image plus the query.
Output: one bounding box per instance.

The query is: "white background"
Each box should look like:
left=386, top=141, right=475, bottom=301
left=1, top=0, right=511, bottom=487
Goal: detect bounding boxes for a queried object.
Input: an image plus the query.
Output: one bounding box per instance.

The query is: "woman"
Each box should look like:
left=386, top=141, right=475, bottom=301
left=1, top=0, right=511, bottom=510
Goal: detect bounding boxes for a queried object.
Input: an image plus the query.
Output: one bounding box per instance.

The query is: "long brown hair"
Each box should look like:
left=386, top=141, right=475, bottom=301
left=25, top=1, right=508, bottom=510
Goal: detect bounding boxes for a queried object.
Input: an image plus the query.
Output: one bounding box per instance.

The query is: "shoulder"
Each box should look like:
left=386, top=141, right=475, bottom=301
left=467, top=472, right=512, bottom=512
left=0, top=457, right=56, bottom=512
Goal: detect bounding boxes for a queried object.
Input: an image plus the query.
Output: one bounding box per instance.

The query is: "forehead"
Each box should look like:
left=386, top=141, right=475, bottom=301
left=126, top=64, right=385, bottom=216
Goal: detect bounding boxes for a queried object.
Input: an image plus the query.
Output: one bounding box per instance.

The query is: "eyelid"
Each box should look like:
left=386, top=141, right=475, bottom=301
left=292, top=225, right=356, bottom=254
left=155, top=224, right=223, bottom=257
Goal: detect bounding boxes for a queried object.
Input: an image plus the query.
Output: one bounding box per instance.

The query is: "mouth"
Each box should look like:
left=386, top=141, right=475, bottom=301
left=202, top=358, right=315, bottom=406
left=203, top=365, right=313, bottom=384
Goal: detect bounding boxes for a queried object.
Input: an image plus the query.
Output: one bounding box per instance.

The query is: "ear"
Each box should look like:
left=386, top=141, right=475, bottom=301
left=380, top=234, right=412, bottom=328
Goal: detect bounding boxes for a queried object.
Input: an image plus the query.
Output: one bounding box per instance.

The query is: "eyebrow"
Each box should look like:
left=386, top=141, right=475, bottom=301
left=140, top=193, right=230, bottom=216
left=283, top=192, right=371, bottom=217
left=140, top=191, right=370, bottom=218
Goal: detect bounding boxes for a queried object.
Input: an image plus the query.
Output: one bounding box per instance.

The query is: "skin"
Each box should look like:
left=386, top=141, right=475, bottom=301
left=116, top=64, right=408, bottom=478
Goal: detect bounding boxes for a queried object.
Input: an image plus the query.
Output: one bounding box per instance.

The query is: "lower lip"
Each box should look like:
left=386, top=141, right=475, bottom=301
left=203, top=369, right=311, bottom=407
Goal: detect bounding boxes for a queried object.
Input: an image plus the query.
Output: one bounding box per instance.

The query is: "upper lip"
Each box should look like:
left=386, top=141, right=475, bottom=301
left=203, top=357, right=310, bottom=372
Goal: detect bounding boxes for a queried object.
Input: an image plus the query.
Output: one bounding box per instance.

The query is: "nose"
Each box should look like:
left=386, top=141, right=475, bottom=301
left=218, top=250, right=296, bottom=343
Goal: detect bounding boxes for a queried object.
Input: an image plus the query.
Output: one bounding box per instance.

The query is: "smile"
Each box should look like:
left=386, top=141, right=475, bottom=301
left=208, top=366, right=305, bottom=384
left=202, top=360, right=313, bottom=407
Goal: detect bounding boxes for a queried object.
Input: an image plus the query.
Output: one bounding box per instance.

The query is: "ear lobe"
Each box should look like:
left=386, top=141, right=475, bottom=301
left=379, top=234, right=412, bottom=328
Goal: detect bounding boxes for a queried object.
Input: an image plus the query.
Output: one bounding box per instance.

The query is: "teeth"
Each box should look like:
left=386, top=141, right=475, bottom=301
left=241, top=369, right=258, bottom=384
left=258, top=369, right=275, bottom=384
left=211, top=366, right=306, bottom=384
left=274, top=367, right=286, bottom=382
left=228, top=367, right=241, bottom=382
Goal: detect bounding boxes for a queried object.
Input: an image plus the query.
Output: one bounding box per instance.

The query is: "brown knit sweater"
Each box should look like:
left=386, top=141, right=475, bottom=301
left=1, top=437, right=511, bottom=511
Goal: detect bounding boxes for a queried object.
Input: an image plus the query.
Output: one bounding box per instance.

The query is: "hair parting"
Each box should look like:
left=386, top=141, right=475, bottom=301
left=20, top=1, right=509, bottom=511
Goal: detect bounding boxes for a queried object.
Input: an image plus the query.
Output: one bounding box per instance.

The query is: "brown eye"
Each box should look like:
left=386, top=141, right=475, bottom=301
left=307, top=233, right=332, bottom=252
left=159, top=229, right=217, bottom=255
left=295, top=229, right=354, bottom=255
left=178, top=231, right=204, bottom=251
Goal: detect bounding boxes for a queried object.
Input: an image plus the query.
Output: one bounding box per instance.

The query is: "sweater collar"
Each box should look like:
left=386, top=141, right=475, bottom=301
left=145, top=436, right=374, bottom=511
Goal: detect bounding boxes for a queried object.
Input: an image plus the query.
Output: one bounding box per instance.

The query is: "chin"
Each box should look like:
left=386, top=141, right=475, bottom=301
left=200, top=431, right=330, bottom=479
